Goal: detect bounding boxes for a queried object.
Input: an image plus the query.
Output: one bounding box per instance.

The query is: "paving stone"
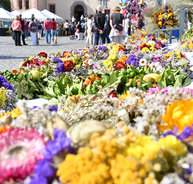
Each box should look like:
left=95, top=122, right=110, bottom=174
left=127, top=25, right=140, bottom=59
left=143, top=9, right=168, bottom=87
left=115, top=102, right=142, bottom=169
left=0, top=36, right=85, bottom=72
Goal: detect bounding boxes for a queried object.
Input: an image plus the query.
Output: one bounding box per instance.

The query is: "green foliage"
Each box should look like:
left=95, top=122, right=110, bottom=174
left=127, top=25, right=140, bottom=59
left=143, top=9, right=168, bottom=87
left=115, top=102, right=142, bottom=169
left=0, top=0, right=11, bottom=11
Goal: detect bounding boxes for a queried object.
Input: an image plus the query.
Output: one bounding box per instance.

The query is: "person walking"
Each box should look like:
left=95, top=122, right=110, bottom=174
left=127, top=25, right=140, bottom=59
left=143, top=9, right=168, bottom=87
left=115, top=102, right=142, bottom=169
left=19, top=14, right=27, bottom=45
left=109, top=6, right=127, bottom=43
left=11, top=16, right=22, bottom=46
left=37, top=21, right=42, bottom=39
left=86, top=14, right=94, bottom=48
left=51, top=18, right=57, bottom=44
left=29, top=18, right=37, bottom=46
left=44, top=18, right=51, bottom=44
left=93, top=5, right=106, bottom=45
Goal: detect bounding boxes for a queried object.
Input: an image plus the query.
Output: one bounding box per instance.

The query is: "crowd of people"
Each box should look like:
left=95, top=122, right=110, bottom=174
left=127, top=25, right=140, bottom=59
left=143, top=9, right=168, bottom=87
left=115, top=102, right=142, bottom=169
left=11, top=14, right=59, bottom=46
left=11, top=5, right=145, bottom=47
left=84, top=5, right=145, bottom=48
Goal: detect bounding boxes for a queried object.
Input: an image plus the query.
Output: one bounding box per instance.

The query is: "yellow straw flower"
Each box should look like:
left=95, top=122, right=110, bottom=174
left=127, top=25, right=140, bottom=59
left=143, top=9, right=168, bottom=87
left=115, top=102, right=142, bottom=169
left=160, top=99, right=193, bottom=132
left=0, top=87, right=6, bottom=106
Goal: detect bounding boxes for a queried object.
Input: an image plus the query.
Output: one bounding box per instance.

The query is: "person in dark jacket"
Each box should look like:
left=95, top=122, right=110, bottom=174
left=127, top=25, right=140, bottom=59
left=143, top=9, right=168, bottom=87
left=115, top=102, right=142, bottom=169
left=104, top=14, right=111, bottom=43
left=19, top=14, right=27, bottom=45
left=93, top=5, right=106, bottom=45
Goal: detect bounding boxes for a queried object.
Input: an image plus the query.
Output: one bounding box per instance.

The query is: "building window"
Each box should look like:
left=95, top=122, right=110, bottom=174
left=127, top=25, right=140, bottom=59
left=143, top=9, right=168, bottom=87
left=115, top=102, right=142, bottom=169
left=26, top=0, right=29, bottom=9
left=49, top=4, right=56, bottom=14
left=19, top=0, right=22, bottom=9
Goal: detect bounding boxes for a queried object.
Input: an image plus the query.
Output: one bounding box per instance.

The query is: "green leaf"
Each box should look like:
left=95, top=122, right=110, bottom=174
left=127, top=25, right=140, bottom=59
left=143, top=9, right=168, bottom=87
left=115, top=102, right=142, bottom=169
left=174, top=76, right=183, bottom=87
left=182, top=76, right=192, bottom=86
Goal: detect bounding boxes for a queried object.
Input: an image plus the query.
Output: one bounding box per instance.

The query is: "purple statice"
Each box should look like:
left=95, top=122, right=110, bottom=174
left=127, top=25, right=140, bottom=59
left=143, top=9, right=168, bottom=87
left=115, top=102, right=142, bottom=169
left=55, top=62, right=64, bottom=73
left=30, top=129, right=73, bottom=184
left=43, top=129, right=72, bottom=158
left=0, top=76, right=14, bottom=92
left=49, top=105, right=58, bottom=112
left=30, top=106, right=38, bottom=110
left=148, top=34, right=152, bottom=37
left=53, top=57, right=63, bottom=63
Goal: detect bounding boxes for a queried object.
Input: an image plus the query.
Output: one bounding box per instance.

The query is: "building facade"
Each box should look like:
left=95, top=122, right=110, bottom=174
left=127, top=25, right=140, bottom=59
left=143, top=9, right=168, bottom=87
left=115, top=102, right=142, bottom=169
left=10, top=0, right=120, bottom=20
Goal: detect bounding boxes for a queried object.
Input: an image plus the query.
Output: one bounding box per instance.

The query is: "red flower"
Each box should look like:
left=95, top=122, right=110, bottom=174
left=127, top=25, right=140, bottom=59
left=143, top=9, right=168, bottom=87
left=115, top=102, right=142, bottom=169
left=64, top=60, right=74, bottom=71
left=115, top=62, right=127, bottom=71
left=38, top=52, right=47, bottom=58
left=22, top=60, right=31, bottom=67
left=63, top=51, right=69, bottom=58
left=108, top=91, right=117, bottom=98
left=12, top=70, right=18, bottom=73
left=155, top=42, right=162, bottom=50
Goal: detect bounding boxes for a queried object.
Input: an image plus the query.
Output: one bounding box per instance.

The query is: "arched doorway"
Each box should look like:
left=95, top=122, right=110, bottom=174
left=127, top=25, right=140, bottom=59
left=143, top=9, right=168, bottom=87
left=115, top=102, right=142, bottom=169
left=74, top=4, right=84, bottom=21
left=70, top=1, right=87, bottom=21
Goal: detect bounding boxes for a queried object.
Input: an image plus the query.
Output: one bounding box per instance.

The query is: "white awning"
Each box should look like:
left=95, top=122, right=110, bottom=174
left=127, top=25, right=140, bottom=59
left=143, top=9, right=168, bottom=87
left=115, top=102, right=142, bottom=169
left=0, top=8, right=14, bottom=21
left=22, top=8, right=49, bottom=21
left=11, top=10, right=21, bottom=16
left=41, top=9, right=64, bottom=22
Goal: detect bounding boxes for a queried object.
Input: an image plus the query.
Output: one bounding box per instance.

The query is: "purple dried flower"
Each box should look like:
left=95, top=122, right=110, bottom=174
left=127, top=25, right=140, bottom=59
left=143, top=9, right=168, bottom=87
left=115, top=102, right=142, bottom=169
left=30, top=176, right=48, bottom=184
left=43, top=129, right=72, bottom=158
left=34, top=158, right=55, bottom=178
left=49, top=105, right=58, bottom=112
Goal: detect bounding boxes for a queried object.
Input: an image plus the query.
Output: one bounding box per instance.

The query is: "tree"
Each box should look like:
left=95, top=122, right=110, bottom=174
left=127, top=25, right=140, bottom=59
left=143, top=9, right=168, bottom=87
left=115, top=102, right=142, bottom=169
left=0, top=0, right=11, bottom=11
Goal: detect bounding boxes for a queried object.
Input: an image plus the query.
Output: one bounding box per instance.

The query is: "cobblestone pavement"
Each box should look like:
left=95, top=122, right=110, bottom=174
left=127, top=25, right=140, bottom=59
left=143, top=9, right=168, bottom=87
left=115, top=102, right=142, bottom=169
left=0, top=36, right=85, bottom=72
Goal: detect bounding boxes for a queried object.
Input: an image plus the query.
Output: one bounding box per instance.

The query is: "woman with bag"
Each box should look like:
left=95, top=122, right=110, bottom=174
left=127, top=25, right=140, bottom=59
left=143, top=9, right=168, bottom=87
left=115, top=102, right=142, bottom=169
left=109, top=6, right=127, bottom=43
left=11, top=16, right=22, bottom=46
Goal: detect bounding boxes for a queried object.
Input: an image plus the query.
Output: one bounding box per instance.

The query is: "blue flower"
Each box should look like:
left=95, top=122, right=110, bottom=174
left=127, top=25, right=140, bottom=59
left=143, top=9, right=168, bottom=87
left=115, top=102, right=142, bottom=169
left=53, top=57, right=63, bottom=63
left=98, top=46, right=102, bottom=50
left=89, top=49, right=94, bottom=53
left=49, top=105, right=58, bottom=112
left=0, top=76, right=14, bottom=92
left=102, top=46, right=108, bottom=51
left=55, top=62, right=64, bottom=73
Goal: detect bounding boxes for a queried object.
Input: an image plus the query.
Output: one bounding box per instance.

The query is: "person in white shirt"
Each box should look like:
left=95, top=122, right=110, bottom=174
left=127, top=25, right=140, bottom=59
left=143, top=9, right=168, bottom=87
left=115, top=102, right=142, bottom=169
left=86, top=14, right=94, bottom=48
left=72, top=16, right=76, bottom=23
left=64, top=20, right=70, bottom=36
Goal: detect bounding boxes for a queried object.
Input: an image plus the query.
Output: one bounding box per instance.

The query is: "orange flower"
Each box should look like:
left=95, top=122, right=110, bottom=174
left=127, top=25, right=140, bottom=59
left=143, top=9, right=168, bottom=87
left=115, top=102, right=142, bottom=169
left=120, top=56, right=128, bottom=63
left=12, top=69, right=18, bottom=73
left=0, top=126, right=13, bottom=134
left=85, top=62, right=90, bottom=68
left=159, top=99, right=193, bottom=132
left=83, top=78, right=92, bottom=87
